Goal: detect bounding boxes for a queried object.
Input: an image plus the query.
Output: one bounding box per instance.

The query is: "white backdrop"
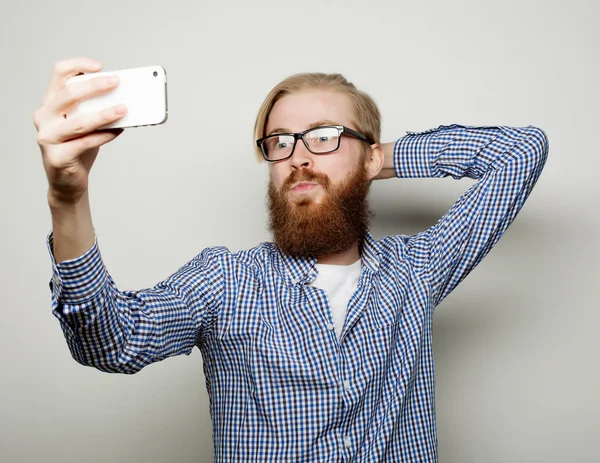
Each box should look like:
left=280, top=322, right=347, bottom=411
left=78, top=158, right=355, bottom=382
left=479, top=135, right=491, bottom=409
left=1, top=1, right=598, bottom=462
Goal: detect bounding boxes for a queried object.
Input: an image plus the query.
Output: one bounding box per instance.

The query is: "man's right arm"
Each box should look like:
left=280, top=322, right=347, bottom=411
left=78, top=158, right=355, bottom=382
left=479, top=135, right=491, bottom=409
left=47, top=159, right=225, bottom=375
left=36, top=58, right=225, bottom=373
left=48, top=226, right=226, bottom=374
left=50, top=190, right=95, bottom=264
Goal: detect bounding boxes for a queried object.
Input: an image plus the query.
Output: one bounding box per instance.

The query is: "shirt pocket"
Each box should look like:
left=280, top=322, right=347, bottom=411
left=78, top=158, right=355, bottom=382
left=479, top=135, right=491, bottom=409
left=369, top=287, right=403, bottom=328
left=367, top=264, right=412, bottom=328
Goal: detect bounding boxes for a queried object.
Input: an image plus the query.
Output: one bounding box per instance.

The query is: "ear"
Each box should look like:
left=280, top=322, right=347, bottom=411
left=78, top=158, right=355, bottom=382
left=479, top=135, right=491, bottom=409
left=363, top=143, right=385, bottom=180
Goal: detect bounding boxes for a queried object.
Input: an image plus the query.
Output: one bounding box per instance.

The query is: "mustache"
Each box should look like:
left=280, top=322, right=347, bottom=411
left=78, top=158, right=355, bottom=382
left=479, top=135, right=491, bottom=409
left=282, top=169, right=331, bottom=191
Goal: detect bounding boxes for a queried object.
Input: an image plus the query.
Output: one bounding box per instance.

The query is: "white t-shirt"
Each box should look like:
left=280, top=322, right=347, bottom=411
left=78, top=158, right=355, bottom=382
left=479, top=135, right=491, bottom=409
left=309, top=259, right=362, bottom=339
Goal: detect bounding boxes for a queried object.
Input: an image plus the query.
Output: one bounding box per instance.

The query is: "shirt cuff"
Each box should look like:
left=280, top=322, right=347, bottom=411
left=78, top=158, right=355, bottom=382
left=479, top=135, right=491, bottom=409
left=394, top=124, right=472, bottom=178
left=393, top=128, right=439, bottom=179
left=46, top=230, right=107, bottom=305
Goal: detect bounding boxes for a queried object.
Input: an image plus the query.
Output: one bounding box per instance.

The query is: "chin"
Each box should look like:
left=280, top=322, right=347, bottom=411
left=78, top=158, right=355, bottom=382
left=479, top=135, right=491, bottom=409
left=289, top=198, right=313, bottom=208
left=292, top=197, right=325, bottom=209
left=289, top=191, right=325, bottom=205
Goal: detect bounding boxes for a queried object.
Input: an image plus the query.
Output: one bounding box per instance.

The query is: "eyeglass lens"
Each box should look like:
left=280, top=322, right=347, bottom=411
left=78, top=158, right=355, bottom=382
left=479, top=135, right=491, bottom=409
left=262, top=127, right=340, bottom=161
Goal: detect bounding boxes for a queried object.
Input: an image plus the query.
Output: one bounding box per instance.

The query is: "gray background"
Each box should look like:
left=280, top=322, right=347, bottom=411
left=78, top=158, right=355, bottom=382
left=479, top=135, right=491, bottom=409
left=1, top=0, right=598, bottom=462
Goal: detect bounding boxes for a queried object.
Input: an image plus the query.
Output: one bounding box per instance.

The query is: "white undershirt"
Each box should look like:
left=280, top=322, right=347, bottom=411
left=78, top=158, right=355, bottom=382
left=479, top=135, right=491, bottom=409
left=309, top=259, right=362, bottom=339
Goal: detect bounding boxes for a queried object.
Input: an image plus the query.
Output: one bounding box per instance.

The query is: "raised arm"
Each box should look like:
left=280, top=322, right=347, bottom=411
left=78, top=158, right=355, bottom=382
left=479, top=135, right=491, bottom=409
left=36, top=58, right=225, bottom=373
left=384, top=124, right=549, bottom=306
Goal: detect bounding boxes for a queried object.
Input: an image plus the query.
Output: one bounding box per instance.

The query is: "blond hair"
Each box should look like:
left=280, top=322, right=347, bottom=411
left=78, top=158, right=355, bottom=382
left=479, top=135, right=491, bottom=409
left=253, top=73, right=381, bottom=161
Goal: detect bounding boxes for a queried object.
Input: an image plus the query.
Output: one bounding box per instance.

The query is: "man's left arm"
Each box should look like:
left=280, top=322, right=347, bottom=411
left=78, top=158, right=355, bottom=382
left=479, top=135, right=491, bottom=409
left=378, top=124, right=549, bottom=307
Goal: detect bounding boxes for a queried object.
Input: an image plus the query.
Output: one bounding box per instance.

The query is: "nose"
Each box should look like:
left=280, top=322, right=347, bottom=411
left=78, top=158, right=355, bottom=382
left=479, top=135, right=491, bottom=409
left=289, top=139, right=314, bottom=170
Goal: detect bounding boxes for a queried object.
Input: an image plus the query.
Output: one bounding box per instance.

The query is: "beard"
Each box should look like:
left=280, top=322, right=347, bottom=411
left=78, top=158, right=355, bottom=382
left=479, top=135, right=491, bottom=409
left=267, top=163, right=373, bottom=259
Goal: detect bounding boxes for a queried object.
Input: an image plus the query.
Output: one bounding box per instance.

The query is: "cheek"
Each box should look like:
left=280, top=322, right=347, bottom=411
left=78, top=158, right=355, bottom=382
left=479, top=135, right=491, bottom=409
left=269, top=164, right=287, bottom=189
left=316, top=152, right=359, bottom=183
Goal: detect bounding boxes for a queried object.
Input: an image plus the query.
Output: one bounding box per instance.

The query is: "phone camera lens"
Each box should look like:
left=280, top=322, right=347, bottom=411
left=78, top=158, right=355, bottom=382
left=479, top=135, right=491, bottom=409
left=153, top=71, right=158, bottom=77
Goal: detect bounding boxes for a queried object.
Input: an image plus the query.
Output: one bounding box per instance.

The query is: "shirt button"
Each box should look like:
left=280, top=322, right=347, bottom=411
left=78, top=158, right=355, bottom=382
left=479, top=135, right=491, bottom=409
left=291, top=278, right=299, bottom=285
left=344, top=436, right=351, bottom=448
left=327, top=323, right=335, bottom=331
left=343, top=380, right=350, bottom=391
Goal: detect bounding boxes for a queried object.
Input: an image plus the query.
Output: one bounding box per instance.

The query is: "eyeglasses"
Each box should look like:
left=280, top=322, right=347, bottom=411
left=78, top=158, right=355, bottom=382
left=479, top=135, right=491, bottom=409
left=256, top=125, right=374, bottom=162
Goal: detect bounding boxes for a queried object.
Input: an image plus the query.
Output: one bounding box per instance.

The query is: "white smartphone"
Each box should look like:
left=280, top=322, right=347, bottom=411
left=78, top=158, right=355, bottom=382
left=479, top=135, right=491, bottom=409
left=65, top=65, right=168, bottom=129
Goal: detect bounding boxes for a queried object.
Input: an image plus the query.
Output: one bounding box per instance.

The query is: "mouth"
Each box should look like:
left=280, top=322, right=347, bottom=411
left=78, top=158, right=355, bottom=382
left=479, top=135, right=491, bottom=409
left=289, top=181, right=320, bottom=192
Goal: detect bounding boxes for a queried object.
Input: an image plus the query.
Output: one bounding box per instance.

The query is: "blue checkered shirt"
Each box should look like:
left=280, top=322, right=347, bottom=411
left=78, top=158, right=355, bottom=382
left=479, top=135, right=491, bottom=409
left=47, top=124, right=548, bottom=462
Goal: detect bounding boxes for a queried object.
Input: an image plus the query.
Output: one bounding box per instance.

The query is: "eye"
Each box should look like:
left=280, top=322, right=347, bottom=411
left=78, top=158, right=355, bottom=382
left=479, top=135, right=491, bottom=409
left=266, top=135, right=293, bottom=151
left=308, top=127, right=338, bottom=144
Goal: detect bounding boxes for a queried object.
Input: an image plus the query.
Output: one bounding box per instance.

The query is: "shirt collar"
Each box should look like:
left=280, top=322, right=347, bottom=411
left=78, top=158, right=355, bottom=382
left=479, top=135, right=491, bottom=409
left=361, top=232, right=381, bottom=273
left=278, top=232, right=381, bottom=284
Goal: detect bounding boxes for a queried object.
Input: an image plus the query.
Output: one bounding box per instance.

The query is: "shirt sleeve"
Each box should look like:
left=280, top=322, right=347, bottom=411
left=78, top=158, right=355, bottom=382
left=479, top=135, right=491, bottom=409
left=394, top=124, right=549, bottom=307
left=47, top=231, right=225, bottom=374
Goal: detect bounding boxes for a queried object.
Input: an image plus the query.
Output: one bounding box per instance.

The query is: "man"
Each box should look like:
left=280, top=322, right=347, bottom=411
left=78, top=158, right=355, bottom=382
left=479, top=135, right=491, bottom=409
left=35, top=57, right=548, bottom=462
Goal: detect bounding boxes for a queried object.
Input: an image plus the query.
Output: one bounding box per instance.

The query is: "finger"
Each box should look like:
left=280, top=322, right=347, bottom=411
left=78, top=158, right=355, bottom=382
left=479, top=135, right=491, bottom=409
left=47, top=74, right=120, bottom=115
left=61, top=127, right=124, bottom=158
left=42, top=57, right=103, bottom=106
left=34, top=74, right=118, bottom=129
left=38, top=104, right=127, bottom=145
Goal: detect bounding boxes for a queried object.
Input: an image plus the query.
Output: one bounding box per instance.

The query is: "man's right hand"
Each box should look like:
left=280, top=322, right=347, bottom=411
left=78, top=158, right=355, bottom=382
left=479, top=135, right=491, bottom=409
left=34, top=57, right=128, bottom=206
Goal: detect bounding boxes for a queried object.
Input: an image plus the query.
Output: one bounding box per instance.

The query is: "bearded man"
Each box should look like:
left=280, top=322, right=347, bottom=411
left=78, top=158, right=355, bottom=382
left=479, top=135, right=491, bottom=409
left=35, top=57, right=548, bottom=462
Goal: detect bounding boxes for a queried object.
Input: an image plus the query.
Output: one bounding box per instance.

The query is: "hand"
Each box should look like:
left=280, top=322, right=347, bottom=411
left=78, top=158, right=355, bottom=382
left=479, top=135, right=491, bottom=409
left=33, top=57, right=128, bottom=205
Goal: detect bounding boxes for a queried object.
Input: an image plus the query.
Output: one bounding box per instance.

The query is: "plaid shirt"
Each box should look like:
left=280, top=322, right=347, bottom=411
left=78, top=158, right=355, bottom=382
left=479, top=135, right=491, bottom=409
left=48, top=124, right=548, bottom=462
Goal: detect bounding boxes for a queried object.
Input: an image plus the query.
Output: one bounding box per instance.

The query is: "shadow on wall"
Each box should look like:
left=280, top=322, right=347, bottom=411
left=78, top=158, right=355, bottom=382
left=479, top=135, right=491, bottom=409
left=368, top=196, right=568, bottom=355
left=369, top=195, right=583, bottom=458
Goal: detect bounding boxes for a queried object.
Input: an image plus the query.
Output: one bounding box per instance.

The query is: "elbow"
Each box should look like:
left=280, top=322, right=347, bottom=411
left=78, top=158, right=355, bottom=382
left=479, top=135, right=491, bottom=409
left=75, top=352, right=147, bottom=375
left=66, top=333, right=149, bottom=375
left=526, top=126, right=550, bottom=167
left=76, top=357, right=142, bottom=375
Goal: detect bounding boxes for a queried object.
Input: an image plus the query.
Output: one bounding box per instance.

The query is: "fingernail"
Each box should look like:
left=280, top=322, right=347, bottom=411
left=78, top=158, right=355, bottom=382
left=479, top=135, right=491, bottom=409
left=107, top=76, right=119, bottom=85
left=114, top=104, right=127, bottom=114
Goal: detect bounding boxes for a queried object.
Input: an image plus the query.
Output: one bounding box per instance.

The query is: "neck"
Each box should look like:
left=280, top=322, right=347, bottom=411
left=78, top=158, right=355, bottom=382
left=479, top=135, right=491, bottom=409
left=316, top=241, right=360, bottom=266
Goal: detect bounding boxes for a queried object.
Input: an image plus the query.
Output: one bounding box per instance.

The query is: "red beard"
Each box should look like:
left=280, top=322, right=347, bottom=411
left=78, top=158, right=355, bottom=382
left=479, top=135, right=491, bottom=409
left=267, top=164, right=372, bottom=258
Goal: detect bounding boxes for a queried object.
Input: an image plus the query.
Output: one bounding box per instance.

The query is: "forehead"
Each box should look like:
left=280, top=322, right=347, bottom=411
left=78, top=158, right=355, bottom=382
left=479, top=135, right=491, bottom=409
left=266, top=89, right=355, bottom=133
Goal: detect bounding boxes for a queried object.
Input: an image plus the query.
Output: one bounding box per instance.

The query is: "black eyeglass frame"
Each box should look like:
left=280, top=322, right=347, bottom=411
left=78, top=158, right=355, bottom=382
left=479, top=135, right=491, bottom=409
left=256, top=125, right=375, bottom=162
